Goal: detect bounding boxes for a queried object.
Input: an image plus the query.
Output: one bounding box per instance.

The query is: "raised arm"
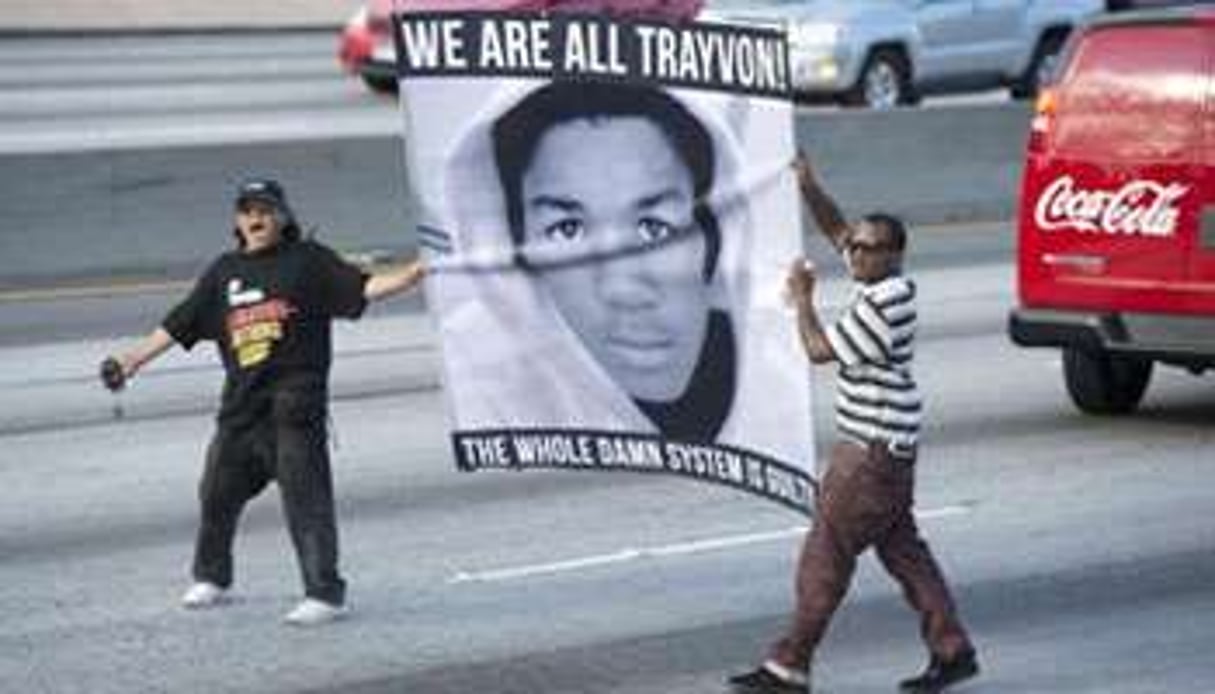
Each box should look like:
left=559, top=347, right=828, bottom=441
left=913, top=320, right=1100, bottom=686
left=793, top=150, right=851, bottom=252
left=364, top=258, right=426, bottom=303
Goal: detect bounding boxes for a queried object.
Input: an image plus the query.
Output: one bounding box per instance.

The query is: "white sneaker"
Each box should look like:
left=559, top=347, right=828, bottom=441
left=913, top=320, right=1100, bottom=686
left=180, top=582, right=229, bottom=609
left=283, top=598, right=348, bottom=626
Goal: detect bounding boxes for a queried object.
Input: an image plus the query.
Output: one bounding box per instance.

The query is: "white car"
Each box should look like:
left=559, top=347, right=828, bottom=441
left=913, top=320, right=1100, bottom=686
left=705, top=0, right=1107, bottom=108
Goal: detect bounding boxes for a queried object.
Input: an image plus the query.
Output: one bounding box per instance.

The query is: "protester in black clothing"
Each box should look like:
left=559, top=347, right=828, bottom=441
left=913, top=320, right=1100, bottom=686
left=100, top=179, right=425, bottom=626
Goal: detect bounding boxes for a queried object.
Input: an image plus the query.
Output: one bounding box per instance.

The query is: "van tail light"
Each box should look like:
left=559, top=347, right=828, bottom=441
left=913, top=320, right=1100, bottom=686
left=1028, top=87, right=1057, bottom=153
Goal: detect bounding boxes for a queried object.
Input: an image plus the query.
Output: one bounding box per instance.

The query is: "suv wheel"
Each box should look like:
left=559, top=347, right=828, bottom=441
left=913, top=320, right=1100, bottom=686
left=1062, top=348, right=1153, bottom=415
left=843, top=49, right=913, bottom=110
left=1011, top=32, right=1066, bottom=100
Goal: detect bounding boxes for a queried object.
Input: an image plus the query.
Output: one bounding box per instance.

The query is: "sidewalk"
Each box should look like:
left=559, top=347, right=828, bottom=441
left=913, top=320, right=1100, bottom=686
left=0, top=0, right=362, bottom=33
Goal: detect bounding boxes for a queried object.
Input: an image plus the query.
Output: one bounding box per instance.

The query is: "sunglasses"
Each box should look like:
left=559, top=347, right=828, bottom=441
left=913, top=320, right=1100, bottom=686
left=845, top=239, right=894, bottom=254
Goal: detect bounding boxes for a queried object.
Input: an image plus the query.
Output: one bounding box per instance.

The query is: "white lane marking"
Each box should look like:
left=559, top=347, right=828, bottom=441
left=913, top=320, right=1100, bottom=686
left=917, top=504, right=974, bottom=520
left=449, top=504, right=973, bottom=584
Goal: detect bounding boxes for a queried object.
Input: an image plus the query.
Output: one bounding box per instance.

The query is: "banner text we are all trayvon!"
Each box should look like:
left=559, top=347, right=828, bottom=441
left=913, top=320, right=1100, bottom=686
left=395, top=13, right=789, bottom=98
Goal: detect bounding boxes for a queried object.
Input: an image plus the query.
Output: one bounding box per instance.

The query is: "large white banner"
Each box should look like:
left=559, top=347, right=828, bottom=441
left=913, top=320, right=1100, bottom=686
left=395, top=12, right=815, bottom=512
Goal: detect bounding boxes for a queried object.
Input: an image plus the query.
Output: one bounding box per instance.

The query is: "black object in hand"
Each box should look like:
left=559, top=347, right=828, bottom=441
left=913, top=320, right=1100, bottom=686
left=100, top=357, right=126, bottom=392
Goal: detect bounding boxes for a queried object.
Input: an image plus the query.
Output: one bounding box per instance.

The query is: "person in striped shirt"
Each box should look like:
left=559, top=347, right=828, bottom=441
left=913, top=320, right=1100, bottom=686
left=730, top=151, right=978, bottom=694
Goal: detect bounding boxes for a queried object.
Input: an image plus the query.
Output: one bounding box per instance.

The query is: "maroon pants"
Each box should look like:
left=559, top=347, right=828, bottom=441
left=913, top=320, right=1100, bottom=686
left=769, top=440, right=972, bottom=672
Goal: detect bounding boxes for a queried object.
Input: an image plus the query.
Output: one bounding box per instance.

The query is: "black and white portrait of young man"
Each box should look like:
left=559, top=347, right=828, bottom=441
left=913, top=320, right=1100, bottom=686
left=490, top=80, right=742, bottom=442
left=398, top=15, right=813, bottom=504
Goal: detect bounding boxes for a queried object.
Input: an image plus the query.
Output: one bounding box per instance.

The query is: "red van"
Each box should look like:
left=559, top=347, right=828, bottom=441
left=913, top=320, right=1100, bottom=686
left=1009, top=6, right=1215, bottom=414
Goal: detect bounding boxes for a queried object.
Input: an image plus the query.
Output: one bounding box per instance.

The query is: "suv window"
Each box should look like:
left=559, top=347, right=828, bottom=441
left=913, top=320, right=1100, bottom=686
left=1054, top=25, right=1207, bottom=164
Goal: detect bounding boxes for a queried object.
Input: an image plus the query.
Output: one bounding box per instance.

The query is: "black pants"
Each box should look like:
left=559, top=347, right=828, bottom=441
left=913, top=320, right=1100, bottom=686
left=192, top=387, right=346, bottom=605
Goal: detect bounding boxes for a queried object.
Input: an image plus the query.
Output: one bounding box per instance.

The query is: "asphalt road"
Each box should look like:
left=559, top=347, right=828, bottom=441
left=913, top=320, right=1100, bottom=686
left=2, top=28, right=1212, bottom=694
left=3, top=222, right=1214, bottom=693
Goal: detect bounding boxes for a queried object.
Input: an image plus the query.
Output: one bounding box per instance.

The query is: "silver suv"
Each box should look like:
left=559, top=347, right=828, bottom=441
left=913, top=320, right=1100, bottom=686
left=706, top=0, right=1106, bottom=108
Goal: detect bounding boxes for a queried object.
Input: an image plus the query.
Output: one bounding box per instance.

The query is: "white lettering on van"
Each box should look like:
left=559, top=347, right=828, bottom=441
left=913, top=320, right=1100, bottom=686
left=1034, top=176, right=1189, bottom=238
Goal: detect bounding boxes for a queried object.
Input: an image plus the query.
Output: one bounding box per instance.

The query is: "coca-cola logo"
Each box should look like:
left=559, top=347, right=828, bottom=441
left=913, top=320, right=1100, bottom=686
left=1033, top=175, right=1189, bottom=237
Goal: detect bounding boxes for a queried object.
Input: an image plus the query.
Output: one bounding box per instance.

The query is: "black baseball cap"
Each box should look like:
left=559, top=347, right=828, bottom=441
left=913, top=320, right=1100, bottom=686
left=232, top=178, right=301, bottom=243
left=235, top=178, right=290, bottom=213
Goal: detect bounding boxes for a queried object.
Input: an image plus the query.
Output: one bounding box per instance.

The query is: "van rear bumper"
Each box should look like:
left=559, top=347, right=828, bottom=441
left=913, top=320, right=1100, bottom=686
left=1009, top=307, right=1215, bottom=368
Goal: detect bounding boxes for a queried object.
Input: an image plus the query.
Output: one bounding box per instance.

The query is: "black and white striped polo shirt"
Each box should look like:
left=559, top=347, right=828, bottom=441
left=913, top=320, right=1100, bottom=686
left=824, top=275, right=922, bottom=448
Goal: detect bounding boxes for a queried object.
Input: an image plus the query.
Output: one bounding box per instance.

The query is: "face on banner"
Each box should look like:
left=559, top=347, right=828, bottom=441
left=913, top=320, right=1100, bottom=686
left=520, top=117, right=711, bottom=402
left=397, top=13, right=816, bottom=513
left=496, top=84, right=725, bottom=409
left=443, top=79, right=745, bottom=444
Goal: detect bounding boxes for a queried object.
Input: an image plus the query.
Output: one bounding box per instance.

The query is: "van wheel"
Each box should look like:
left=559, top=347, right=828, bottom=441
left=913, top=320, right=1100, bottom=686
left=1062, top=348, right=1153, bottom=415
left=1011, top=32, right=1066, bottom=100
left=843, top=49, right=914, bottom=110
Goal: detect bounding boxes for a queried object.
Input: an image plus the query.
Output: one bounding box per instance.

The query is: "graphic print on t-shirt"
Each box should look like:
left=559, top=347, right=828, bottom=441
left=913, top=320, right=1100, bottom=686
left=227, top=278, right=265, bottom=307
left=225, top=278, right=296, bottom=368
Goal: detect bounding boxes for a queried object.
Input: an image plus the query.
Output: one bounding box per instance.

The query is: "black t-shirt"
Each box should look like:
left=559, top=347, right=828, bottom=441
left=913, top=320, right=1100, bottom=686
left=162, top=239, right=368, bottom=425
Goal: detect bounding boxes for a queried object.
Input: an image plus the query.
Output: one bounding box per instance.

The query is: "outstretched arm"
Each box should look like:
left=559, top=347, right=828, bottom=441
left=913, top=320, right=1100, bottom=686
left=104, top=327, right=176, bottom=388
left=364, top=258, right=426, bottom=303
left=793, top=149, right=851, bottom=252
